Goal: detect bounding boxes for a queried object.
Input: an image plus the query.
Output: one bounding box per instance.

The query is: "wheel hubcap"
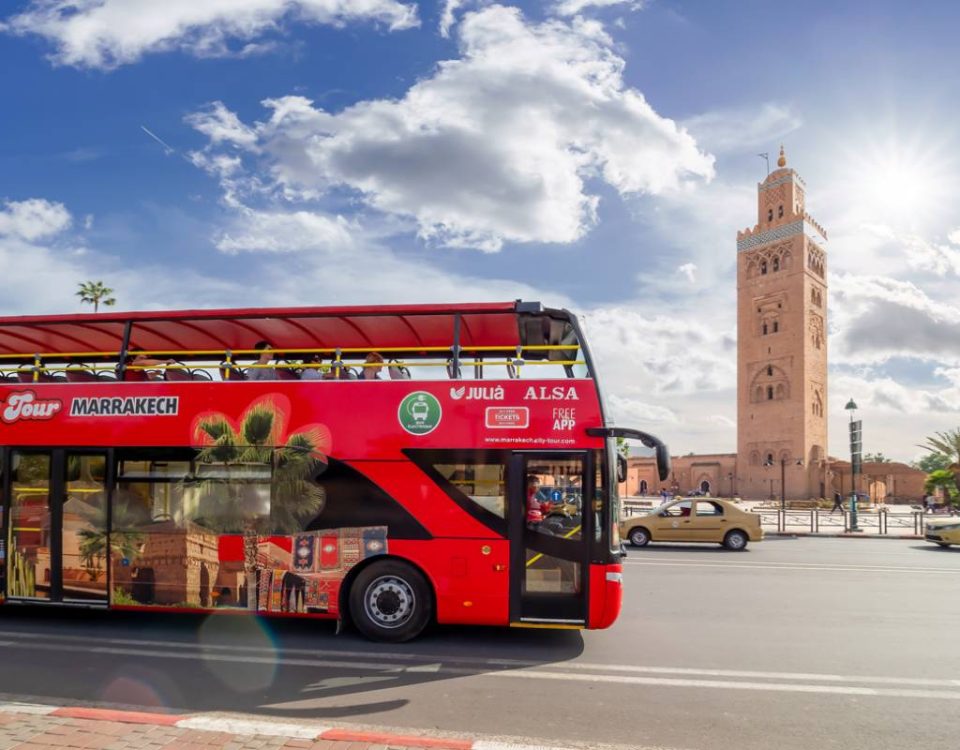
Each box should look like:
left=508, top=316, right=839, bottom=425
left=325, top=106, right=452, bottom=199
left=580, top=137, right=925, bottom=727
left=729, top=534, right=745, bottom=549
left=365, top=575, right=415, bottom=629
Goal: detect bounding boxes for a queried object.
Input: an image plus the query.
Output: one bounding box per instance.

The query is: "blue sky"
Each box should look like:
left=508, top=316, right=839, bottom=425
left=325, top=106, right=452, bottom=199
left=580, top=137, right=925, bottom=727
left=2, top=0, right=960, bottom=462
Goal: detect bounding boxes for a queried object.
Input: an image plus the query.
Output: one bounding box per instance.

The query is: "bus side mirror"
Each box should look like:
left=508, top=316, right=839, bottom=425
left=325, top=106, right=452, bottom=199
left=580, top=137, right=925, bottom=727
left=617, top=454, right=627, bottom=484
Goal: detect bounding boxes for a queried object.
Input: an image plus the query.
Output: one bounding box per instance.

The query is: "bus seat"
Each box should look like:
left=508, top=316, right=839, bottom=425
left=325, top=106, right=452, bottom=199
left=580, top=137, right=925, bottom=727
left=219, top=363, right=247, bottom=381
left=66, top=367, right=99, bottom=383
left=164, top=368, right=193, bottom=382
left=190, top=369, right=213, bottom=381
left=275, top=365, right=300, bottom=380
left=122, top=369, right=149, bottom=382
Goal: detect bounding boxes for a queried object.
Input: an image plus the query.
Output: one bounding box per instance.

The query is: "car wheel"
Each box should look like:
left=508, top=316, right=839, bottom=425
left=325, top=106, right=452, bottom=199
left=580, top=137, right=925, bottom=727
left=629, top=527, right=650, bottom=547
left=937, top=542, right=951, bottom=548
left=349, top=560, right=433, bottom=643
left=723, top=530, right=749, bottom=551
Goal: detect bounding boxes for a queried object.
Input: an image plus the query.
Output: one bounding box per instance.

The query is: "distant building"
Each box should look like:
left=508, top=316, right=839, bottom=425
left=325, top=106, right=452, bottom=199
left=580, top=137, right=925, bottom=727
left=622, top=148, right=925, bottom=502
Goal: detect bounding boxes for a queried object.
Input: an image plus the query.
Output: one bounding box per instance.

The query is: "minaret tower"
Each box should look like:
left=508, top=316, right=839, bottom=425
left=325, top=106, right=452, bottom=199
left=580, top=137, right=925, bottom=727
left=736, top=147, right=828, bottom=500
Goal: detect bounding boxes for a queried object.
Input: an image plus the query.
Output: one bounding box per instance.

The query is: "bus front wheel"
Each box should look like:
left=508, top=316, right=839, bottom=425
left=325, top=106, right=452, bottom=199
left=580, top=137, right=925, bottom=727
left=349, top=560, right=433, bottom=642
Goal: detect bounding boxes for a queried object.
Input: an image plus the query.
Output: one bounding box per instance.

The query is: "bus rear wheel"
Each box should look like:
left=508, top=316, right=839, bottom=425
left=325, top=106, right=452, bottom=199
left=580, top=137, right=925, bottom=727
left=349, top=560, right=433, bottom=642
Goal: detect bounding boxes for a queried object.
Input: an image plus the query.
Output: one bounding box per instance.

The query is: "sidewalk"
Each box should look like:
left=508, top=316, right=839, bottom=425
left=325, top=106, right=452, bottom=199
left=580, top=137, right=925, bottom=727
left=0, top=703, right=578, bottom=750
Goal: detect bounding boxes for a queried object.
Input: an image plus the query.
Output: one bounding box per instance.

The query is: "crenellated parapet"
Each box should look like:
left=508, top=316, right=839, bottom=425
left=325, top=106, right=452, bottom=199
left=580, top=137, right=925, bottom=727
left=803, top=212, right=828, bottom=241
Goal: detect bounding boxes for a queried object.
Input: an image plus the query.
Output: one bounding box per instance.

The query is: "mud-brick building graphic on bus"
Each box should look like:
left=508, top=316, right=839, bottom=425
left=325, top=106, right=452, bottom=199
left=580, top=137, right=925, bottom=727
left=111, top=521, right=221, bottom=607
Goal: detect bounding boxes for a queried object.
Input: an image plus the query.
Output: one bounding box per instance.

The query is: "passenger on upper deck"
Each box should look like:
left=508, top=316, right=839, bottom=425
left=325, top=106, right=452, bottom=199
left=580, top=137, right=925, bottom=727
left=300, top=353, right=323, bottom=380
left=125, top=350, right=175, bottom=380
left=362, top=352, right=385, bottom=380
left=247, top=340, right=277, bottom=380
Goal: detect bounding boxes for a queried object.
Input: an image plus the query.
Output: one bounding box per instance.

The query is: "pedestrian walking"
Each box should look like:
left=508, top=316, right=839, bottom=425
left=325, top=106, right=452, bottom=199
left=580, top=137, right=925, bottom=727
left=830, top=490, right=844, bottom=514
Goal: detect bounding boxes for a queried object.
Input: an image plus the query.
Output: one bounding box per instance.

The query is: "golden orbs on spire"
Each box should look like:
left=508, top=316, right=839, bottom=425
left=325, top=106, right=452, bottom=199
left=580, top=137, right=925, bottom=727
left=777, top=144, right=787, bottom=168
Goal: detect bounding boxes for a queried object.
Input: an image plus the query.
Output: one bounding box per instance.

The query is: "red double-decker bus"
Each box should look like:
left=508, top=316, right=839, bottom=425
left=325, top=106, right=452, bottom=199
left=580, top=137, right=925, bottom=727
left=0, top=301, right=668, bottom=641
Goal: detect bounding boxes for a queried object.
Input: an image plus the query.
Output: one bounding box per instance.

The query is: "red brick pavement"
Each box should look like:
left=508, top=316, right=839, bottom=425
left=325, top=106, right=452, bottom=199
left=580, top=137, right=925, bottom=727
left=0, top=713, right=442, bottom=750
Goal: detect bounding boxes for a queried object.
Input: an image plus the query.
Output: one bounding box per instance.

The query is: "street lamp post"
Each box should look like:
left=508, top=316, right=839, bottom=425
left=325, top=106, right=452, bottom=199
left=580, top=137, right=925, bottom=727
left=845, top=398, right=862, bottom=532
left=765, top=456, right=804, bottom=510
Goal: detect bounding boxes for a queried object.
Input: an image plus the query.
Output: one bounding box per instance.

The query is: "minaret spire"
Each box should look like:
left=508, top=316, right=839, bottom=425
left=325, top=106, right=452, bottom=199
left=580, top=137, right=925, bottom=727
left=777, top=144, right=787, bottom=168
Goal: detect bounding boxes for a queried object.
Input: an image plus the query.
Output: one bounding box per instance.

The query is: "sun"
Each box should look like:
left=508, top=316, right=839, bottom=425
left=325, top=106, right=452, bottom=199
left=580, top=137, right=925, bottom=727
left=853, top=140, right=954, bottom=229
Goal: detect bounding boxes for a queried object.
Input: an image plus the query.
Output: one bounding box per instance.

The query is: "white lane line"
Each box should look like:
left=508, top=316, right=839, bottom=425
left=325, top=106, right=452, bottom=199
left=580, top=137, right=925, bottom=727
left=176, top=716, right=324, bottom=739
left=490, top=670, right=960, bottom=700
left=625, top=556, right=960, bottom=572
left=1, top=639, right=959, bottom=701
left=623, top=560, right=960, bottom=574
left=0, top=629, right=955, bottom=689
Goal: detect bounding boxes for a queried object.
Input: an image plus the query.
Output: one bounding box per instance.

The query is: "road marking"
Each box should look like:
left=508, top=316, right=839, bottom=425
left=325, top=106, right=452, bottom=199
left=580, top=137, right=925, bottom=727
left=0, top=636, right=958, bottom=701
left=623, top=560, right=960, bottom=574
left=0, top=628, right=956, bottom=689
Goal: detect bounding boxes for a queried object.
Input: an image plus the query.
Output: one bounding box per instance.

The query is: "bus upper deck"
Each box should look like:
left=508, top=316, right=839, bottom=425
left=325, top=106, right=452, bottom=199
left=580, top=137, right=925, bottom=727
left=0, top=300, right=590, bottom=383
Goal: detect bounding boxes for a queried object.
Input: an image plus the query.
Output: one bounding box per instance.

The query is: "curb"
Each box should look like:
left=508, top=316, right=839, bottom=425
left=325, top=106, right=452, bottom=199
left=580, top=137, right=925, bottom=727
left=0, top=702, right=576, bottom=750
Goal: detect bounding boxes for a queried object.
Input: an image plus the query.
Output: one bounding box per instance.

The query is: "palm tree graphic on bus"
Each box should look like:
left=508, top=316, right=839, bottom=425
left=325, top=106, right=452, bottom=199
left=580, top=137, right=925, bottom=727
left=399, top=392, right=441, bottom=435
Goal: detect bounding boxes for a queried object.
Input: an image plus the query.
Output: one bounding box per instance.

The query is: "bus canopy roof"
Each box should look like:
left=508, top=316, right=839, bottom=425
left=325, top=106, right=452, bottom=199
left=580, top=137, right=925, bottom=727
left=0, top=302, right=553, bottom=356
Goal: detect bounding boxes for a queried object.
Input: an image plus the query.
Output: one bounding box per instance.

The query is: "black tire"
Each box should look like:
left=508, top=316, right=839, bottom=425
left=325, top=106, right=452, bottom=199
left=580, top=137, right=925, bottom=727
left=349, top=560, right=433, bottom=642
left=628, top=527, right=651, bottom=547
left=937, top=542, right=951, bottom=548
left=723, top=530, right=749, bottom=551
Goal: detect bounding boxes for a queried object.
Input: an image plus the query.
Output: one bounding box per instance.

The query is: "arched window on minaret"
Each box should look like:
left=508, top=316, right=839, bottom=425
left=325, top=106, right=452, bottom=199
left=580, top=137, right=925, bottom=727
left=773, top=321, right=779, bottom=333
left=762, top=322, right=768, bottom=335
left=767, top=208, right=773, bottom=222
left=761, top=260, right=768, bottom=275
left=778, top=205, right=784, bottom=218
left=772, top=256, right=780, bottom=272
left=767, top=365, right=773, bottom=376
left=767, top=386, right=774, bottom=400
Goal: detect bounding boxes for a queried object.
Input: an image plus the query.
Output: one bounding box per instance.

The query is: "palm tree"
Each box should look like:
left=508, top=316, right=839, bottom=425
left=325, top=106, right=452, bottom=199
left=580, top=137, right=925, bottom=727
left=76, top=280, right=116, bottom=312
left=77, top=500, right=145, bottom=582
left=918, top=429, right=960, bottom=499
left=191, top=401, right=328, bottom=609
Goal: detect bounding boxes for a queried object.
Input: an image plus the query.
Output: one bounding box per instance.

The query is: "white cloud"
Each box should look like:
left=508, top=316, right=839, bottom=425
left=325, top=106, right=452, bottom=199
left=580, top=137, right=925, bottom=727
left=607, top=393, right=677, bottom=425
left=830, top=273, right=960, bottom=365
left=188, top=5, right=714, bottom=252
left=683, top=102, right=802, bottom=154
left=0, top=199, right=72, bottom=241
left=676, top=262, right=697, bottom=283
left=439, top=0, right=465, bottom=37
left=553, top=0, right=643, bottom=17
left=949, top=228, right=960, bottom=246
left=2, top=0, right=419, bottom=70
left=215, top=208, right=356, bottom=254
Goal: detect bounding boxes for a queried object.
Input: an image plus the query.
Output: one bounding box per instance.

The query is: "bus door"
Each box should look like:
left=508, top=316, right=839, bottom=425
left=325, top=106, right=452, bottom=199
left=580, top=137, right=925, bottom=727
left=508, top=452, right=593, bottom=626
left=2, top=449, right=109, bottom=605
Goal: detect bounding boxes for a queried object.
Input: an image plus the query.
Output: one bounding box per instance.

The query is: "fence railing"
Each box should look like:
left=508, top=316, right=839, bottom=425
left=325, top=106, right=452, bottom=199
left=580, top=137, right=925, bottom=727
left=752, top=508, right=928, bottom=535
left=621, top=500, right=934, bottom=536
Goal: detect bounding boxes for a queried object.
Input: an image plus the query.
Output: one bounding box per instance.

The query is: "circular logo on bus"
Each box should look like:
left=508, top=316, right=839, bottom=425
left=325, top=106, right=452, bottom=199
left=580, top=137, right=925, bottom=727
left=398, top=391, right=442, bottom=435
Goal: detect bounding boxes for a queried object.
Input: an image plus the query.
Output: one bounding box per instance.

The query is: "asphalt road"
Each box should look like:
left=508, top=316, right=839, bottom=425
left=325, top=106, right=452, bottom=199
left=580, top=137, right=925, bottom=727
left=1, top=538, right=959, bottom=750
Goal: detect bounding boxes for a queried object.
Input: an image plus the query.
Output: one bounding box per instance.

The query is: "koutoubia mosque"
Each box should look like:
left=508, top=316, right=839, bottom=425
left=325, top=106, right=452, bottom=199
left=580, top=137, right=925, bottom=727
left=626, top=148, right=925, bottom=502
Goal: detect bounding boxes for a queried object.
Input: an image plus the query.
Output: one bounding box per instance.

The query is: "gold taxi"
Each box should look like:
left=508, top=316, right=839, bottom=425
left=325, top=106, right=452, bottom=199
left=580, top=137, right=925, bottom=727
left=924, top=517, right=960, bottom=548
left=620, top=498, right=763, bottom=551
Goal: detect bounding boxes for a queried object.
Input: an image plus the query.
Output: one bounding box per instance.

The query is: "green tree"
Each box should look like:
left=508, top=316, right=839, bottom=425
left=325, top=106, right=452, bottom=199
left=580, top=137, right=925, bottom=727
left=918, top=429, right=960, bottom=496
left=192, top=403, right=327, bottom=609
left=76, top=280, right=116, bottom=312
left=616, top=436, right=629, bottom=458
left=863, top=452, right=891, bottom=463
left=914, top=452, right=952, bottom=474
